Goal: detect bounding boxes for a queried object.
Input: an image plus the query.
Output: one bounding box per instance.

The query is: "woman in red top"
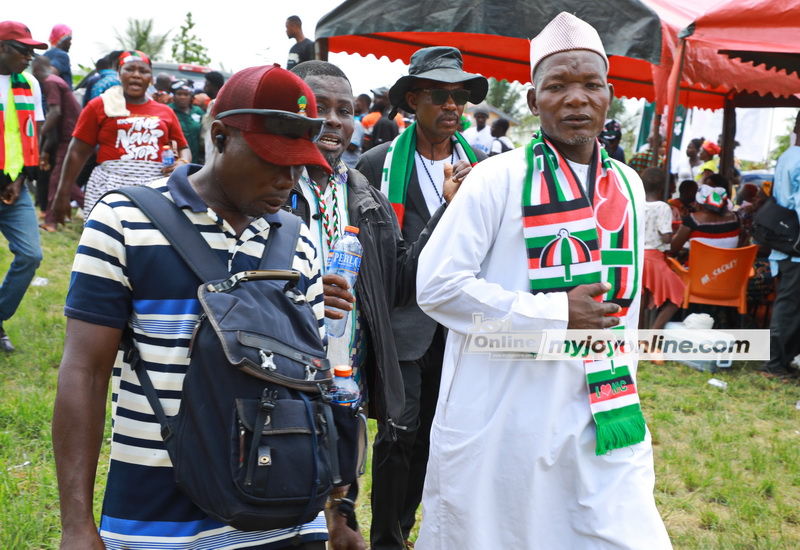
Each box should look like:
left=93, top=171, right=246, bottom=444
left=52, top=50, right=189, bottom=224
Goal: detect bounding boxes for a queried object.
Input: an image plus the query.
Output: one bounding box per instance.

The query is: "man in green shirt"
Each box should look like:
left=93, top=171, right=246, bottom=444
left=170, top=80, right=205, bottom=163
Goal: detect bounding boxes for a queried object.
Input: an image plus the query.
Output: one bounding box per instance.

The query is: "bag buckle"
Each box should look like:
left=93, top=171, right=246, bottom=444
left=259, top=349, right=277, bottom=371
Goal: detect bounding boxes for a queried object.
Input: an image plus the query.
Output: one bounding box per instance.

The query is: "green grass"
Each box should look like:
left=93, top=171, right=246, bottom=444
left=1, top=219, right=800, bottom=548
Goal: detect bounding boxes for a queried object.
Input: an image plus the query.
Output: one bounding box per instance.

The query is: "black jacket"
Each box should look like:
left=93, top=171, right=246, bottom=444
left=285, top=167, right=444, bottom=430
left=357, top=140, right=487, bottom=360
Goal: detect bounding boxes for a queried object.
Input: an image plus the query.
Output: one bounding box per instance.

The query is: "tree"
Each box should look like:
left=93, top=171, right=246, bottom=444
left=171, top=12, right=211, bottom=66
left=485, top=78, right=526, bottom=120
left=115, top=18, right=170, bottom=61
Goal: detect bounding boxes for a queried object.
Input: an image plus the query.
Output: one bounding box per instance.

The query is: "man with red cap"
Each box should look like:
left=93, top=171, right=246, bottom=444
left=43, top=24, right=73, bottom=89
left=0, top=21, right=47, bottom=352
left=53, top=65, right=334, bottom=549
left=415, top=12, right=671, bottom=548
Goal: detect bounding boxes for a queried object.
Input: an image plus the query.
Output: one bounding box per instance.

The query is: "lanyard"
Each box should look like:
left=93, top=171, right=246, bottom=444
left=309, top=173, right=340, bottom=250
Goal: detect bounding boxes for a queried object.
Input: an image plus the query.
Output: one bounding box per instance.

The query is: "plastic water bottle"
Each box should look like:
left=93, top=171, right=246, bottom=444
left=162, top=145, right=175, bottom=167
left=330, top=365, right=360, bottom=408
left=325, top=226, right=362, bottom=338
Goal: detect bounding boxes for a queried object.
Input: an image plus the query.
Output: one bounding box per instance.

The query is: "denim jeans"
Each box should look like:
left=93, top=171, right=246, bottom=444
left=0, top=185, right=42, bottom=321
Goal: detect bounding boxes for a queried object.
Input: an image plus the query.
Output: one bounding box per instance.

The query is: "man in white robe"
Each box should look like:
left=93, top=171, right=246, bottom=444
left=415, top=12, right=672, bottom=550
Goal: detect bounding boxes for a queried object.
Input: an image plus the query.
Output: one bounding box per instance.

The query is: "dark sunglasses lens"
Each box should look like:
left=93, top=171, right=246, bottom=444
left=6, top=42, right=33, bottom=56
left=452, top=90, right=470, bottom=105
left=263, top=116, right=323, bottom=142
left=429, top=89, right=470, bottom=106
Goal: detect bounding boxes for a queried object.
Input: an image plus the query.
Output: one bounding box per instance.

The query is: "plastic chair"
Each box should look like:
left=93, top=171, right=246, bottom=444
left=666, top=241, right=757, bottom=327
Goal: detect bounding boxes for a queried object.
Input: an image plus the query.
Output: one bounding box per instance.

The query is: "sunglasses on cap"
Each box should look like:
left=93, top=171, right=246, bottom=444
left=4, top=41, right=35, bottom=57
left=215, top=109, right=326, bottom=142
left=412, top=88, right=471, bottom=106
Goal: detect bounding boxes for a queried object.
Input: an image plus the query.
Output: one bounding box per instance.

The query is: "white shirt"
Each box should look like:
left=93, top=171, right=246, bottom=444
left=566, top=158, right=590, bottom=191
left=461, top=124, right=493, bottom=154
left=415, top=149, right=461, bottom=215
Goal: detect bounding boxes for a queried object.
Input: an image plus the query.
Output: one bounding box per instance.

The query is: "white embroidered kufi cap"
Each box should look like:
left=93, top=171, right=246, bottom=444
left=530, top=12, right=609, bottom=78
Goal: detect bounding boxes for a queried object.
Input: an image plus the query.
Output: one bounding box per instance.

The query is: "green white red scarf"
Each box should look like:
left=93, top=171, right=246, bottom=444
left=1, top=72, right=39, bottom=176
left=523, top=132, right=646, bottom=455
left=380, top=122, right=477, bottom=228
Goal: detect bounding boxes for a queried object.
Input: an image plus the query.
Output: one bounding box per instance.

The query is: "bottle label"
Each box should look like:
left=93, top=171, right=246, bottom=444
left=326, top=249, right=361, bottom=275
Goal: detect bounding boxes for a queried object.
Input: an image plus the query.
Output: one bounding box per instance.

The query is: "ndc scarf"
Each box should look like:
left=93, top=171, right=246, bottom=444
left=523, top=132, right=645, bottom=455
left=380, top=122, right=477, bottom=227
left=0, top=72, right=39, bottom=175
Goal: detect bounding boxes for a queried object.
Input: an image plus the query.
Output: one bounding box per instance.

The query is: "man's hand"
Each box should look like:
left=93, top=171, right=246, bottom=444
left=323, top=273, right=355, bottom=319
left=52, top=193, right=72, bottom=225
left=2, top=178, right=22, bottom=205
left=40, top=151, right=52, bottom=172
left=443, top=159, right=473, bottom=204
left=567, top=282, right=621, bottom=329
left=327, top=508, right=366, bottom=550
left=60, top=525, right=106, bottom=549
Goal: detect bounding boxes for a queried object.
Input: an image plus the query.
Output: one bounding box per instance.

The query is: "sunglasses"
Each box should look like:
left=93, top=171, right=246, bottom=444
left=4, top=41, right=35, bottom=57
left=412, top=88, right=471, bottom=106
left=215, top=109, right=326, bottom=142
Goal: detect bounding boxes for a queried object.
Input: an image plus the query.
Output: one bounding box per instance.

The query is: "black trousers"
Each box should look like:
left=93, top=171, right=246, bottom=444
left=370, top=327, right=445, bottom=550
left=765, top=260, right=800, bottom=371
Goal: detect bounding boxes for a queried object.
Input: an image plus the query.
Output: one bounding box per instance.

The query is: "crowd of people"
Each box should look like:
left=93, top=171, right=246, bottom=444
left=1, top=9, right=797, bottom=550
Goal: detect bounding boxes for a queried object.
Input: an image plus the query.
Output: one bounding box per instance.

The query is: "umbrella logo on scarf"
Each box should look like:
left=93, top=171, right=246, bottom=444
left=540, top=228, right=591, bottom=281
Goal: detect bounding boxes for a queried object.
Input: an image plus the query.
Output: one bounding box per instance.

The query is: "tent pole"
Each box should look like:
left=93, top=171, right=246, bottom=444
left=663, top=37, right=688, bottom=201
left=720, top=97, right=736, bottom=186
left=315, top=38, right=329, bottom=62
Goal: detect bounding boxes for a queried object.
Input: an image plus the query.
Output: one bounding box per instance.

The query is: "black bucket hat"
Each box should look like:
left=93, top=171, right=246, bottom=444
left=389, top=47, right=488, bottom=115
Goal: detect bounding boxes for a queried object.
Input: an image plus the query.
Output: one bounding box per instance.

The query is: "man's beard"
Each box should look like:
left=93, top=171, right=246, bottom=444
left=561, top=135, right=595, bottom=146
left=323, top=152, right=342, bottom=169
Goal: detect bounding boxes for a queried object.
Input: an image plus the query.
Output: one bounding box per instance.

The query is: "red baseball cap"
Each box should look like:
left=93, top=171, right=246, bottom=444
left=211, top=65, right=331, bottom=174
left=0, top=21, right=47, bottom=49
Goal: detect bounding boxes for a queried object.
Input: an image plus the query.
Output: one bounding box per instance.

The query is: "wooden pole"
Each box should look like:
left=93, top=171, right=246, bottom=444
left=720, top=97, right=737, bottom=186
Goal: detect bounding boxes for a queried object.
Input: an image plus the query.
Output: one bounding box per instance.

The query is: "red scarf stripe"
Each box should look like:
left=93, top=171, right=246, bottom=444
left=392, top=203, right=405, bottom=228
left=539, top=172, right=551, bottom=203
left=522, top=206, right=595, bottom=228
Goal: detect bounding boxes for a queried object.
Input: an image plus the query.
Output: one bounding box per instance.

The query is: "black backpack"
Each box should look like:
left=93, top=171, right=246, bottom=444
left=752, top=195, right=800, bottom=256
left=116, top=185, right=357, bottom=532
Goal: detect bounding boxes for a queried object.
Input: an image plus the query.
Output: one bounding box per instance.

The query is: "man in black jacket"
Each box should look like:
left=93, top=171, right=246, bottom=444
left=288, top=60, right=467, bottom=549
left=356, top=47, right=487, bottom=550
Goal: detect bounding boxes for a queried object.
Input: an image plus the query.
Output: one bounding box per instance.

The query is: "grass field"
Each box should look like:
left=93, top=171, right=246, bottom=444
left=1, top=217, right=799, bottom=549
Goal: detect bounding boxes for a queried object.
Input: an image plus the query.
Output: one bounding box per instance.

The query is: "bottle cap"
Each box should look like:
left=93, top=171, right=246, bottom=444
left=162, top=145, right=171, bottom=151
left=333, top=365, right=353, bottom=377
left=344, top=225, right=359, bottom=235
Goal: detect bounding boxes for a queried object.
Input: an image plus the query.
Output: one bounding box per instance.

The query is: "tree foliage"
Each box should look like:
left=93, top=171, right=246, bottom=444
left=485, top=78, right=526, bottom=120
left=114, top=18, right=170, bottom=61
left=769, top=115, right=795, bottom=164
left=171, top=12, right=211, bottom=66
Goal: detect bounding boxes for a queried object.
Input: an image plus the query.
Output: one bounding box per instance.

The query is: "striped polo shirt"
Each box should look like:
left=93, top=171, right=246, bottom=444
left=65, top=165, right=327, bottom=549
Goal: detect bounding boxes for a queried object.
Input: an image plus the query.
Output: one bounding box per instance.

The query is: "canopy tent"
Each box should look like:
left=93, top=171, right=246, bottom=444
left=316, top=0, right=800, bottom=111
left=686, top=1, right=800, bottom=77
left=657, top=0, right=800, bottom=178
left=315, top=0, right=667, bottom=102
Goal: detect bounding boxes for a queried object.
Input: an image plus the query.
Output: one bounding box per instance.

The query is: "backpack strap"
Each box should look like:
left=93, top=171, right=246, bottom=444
left=260, top=210, right=302, bottom=270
